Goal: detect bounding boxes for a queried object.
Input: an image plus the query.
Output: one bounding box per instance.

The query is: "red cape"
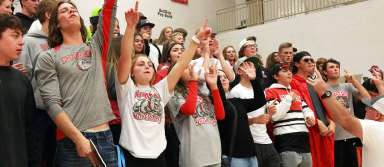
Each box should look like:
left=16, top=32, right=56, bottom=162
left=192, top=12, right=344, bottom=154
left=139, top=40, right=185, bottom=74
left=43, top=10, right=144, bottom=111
left=291, top=75, right=334, bottom=167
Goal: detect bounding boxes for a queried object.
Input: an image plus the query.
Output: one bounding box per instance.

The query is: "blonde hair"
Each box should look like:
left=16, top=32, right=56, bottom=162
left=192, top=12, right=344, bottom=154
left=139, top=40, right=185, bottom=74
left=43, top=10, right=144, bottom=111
left=131, top=54, right=156, bottom=85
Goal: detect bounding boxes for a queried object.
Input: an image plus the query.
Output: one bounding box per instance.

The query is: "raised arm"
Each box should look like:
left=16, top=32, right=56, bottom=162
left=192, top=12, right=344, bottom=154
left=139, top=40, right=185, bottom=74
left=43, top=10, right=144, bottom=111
left=373, top=78, right=384, bottom=95
left=167, top=20, right=212, bottom=92
left=94, top=0, right=118, bottom=50
left=179, top=65, right=199, bottom=115
left=212, top=39, right=235, bottom=81
left=344, top=70, right=371, bottom=100
left=117, top=1, right=139, bottom=84
left=206, top=65, right=225, bottom=120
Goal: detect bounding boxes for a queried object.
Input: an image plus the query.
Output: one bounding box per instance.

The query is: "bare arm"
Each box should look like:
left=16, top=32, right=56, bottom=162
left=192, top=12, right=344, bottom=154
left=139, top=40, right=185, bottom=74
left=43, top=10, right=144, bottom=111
left=308, top=74, right=362, bottom=138
left=53, top=113, right=91, bottom=157
left=213, top=39, right=235, bottom=81
left=167, top=20, right=212, bottom=92
left=117, top=2, right=139, bottom=84
left=345, top=71, right=371, bottom=100
left=373, top=78, right=384, bottom=95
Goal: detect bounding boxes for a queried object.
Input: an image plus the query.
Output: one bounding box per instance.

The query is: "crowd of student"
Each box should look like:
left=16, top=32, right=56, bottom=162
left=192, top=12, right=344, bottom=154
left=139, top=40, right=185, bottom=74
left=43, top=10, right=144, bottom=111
left=0, top=0, right=384, bottom=167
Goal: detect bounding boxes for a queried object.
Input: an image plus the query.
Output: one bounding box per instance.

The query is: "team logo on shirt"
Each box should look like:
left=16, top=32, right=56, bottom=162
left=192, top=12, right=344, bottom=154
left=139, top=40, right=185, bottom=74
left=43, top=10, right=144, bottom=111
left=60, top=49, right=92, bottom=71
left=132, top=89, right=163, bottom=123
left=193, top=95, right=217, bottom=126
left=333, top=91, right=350, bottom=108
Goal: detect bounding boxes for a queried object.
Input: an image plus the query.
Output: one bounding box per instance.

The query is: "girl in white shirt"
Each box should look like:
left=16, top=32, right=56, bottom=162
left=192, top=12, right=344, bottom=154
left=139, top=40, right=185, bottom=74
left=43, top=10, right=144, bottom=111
left=115, top=2, right=212, bottom=166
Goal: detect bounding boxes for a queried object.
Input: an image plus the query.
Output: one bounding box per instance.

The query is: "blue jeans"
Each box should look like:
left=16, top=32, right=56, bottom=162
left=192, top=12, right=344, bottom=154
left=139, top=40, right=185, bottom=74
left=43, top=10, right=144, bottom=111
left=232, top=157, right=258, bottom=167
left=55, top=130, right=117, bottom=167
left=223, top=155, right=258, bottom=167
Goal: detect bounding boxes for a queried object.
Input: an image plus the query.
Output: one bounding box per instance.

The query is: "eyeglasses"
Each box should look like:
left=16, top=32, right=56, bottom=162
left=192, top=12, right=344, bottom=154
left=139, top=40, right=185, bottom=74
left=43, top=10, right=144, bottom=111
left=302, top=58, right=315, bottom=63
left=244, top=44, right=257, bottom=49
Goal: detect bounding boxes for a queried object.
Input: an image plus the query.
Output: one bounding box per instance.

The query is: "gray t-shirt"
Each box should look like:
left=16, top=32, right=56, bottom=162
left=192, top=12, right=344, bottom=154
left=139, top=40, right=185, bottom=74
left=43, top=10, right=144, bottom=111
left=168, top=90, right=221, bottom=167
left=329, top=83, right=358, bottom=140
left=35, top=0, right=117, bottom=131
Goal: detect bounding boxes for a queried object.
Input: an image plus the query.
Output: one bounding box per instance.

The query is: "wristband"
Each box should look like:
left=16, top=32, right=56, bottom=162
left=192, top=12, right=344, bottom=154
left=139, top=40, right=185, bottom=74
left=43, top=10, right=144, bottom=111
left=191, top=35, right=200, bottom=44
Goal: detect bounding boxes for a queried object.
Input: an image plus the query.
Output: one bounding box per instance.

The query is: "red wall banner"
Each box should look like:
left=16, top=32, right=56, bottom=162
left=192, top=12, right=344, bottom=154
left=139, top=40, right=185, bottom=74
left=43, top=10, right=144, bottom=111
left=172, top=0, right=188, bottom=5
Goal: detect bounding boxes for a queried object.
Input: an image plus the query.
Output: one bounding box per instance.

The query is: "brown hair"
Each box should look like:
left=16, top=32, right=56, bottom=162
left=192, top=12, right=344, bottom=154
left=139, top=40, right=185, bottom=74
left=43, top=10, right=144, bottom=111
left=159, top=40, right=183, bottom=64
left=0, top=14, right=24, bottom=38
left=278, top=42, right=292, bottom=52
left=222, top=45, right=238, bottom=63
left=48, top=0, right=88, bottom=48
left=134, top=32, right=145, bottom=54
left=36, top=0, right=58, bottom=23
left=265, top=52, right=279, bottom=69
left=173, top=27, right=188, bottom=38
left=131, top=54, right=156, bottom=85
left=154, top=26, right=172, bottom=45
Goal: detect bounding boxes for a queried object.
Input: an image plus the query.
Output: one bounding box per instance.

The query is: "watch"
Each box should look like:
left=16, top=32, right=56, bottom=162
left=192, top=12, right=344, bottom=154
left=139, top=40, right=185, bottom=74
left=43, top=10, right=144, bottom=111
left=321, top=90, right=332, bottom=99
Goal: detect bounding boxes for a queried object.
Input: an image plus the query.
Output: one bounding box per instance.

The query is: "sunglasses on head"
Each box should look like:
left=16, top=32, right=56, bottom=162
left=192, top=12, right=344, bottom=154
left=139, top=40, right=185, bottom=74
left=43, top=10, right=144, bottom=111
left=302, top=58, right=315, bottom=63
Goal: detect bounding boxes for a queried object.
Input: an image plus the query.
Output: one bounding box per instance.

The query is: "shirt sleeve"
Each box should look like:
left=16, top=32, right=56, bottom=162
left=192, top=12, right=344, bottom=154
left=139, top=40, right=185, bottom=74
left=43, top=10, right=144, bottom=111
left=14, top=40, right=33, bottom=79
left=115, top=76, right=134, bottom=101
left=211, top=89, right=225, bottom=120
left=348, top=83, right=359, bottom=97
left=155, top=77, right=173, bottom=105
left=35, top=51, right=63, bottom=119
left=180, top=81, right=198, bottom=115
left=93, top=0, right=118, bottom=51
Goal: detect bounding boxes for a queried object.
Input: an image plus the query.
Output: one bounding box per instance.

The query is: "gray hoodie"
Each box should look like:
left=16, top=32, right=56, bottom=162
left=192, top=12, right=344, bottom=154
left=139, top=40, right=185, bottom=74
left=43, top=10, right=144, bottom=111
left=14, top=29, right=49, bottom=110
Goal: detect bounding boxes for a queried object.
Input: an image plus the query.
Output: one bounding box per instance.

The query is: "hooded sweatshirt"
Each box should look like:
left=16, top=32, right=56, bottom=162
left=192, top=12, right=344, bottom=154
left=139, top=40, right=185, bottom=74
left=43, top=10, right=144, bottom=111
left=14, top=29, right=49, bottom=110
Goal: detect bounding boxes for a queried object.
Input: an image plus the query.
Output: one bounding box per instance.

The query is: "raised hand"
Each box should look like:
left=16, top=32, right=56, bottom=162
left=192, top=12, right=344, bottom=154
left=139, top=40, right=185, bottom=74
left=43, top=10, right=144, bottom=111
left=200, top=38, right=210, bottom=56
left=205, top=64, right=218, bottom=90
left=307, top=69, right=329, bottom=95
left=182, top=64, right=199, bottom=82
left=124, top=0, right=139, bottom=28
left=211, top=38, right=221, bottom=58
left=196, top=18, right=212, bottom=42
left=369, top=65, right=383, bottom=80
left=344, top=69, right=354, bottom=83
left=239, top=62, right=256, bottom=80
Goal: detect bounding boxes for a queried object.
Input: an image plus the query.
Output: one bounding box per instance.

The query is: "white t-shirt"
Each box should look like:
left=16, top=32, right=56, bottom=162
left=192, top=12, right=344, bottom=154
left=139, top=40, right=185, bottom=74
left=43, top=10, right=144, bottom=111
left=229, top=83, right=273, bottom=144
left=191, top=57, right=222, bottom=96
left=360, top=119, right=384, bottom=167
left=116, top=77, right=172, bottom=158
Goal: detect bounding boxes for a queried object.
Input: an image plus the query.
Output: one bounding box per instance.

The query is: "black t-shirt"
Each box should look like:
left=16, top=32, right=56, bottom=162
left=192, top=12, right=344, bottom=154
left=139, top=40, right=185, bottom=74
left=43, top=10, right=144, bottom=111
left=15, top=12, right=35, bottom=31
left=218, top=79, right=267, bottom=157
left=0, top=66, right=35, bottom=167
